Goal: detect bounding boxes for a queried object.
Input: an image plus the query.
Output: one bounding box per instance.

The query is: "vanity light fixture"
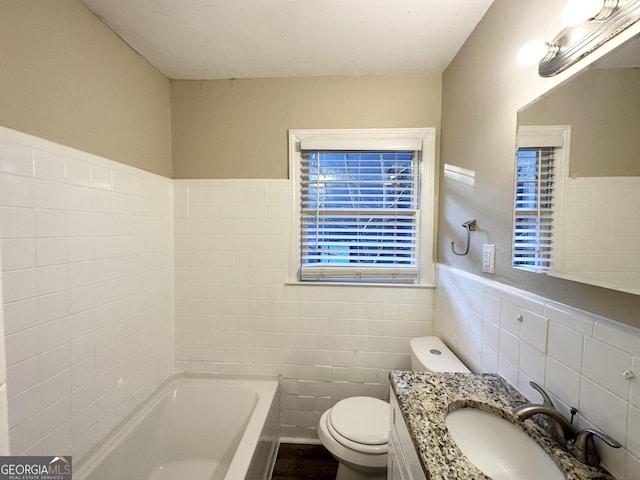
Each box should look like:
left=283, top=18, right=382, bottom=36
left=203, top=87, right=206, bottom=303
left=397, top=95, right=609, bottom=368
left=517, top=40, right=560, bottom=66
left=561, top=0, right=618, bottom=26
left=517, top=0, right=640, bottom=76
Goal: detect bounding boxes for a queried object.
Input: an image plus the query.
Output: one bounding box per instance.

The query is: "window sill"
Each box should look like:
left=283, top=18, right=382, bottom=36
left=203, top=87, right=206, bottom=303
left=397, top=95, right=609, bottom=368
left=284, top=280, right=435, bottom=289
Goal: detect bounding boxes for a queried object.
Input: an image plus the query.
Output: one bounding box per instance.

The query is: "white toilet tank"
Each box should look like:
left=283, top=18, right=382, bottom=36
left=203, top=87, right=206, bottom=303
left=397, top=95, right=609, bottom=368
left=409, top=336, right=470, bottom=373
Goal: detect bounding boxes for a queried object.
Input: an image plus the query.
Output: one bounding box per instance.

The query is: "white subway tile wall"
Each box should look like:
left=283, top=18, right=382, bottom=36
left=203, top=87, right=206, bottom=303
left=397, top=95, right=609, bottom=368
left=0, top=242, right=8, bottom=454
left=173, top=179, right=434, bottom=440
left=0, top=127, right=174, bottom=459
left=564, top=176, right=640, bottom=292
left=2, top=125, right=638, bottom=478
left=435, top=264, right=640, bottom=480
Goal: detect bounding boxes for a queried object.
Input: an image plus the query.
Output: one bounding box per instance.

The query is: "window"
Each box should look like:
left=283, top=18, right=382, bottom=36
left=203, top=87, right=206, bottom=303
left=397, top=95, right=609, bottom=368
left=289, top=129, right=435, bottom=284
left=513, top=125, right=570, bottom=273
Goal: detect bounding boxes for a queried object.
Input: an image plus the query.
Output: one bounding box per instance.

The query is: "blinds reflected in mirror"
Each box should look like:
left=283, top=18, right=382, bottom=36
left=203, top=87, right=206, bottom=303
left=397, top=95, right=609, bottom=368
left=513, top=146, right=555, bottom=271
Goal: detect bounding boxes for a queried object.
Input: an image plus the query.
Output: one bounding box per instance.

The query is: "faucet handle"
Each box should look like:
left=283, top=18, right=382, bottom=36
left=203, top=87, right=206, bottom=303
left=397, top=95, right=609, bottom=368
left=571, top=428, right=622, bottom=467
left=529, top=381, right=555, bottom=407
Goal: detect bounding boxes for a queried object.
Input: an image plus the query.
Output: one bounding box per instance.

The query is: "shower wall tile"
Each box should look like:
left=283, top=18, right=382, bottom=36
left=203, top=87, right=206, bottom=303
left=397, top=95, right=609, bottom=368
left=0, top=126, right=174, bottom=461
left=435, top=264, right=640, bottom=480
left=173, top=179, right=435, bottom=441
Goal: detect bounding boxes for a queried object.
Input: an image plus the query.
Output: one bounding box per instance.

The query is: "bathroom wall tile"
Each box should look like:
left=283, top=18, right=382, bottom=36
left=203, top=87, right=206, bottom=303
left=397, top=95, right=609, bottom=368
left=37, top=292, right=69, bottom=325
left=8, top=385, right=41, bottom=428
left=631, top=356, right=640, bottom=409
left=436, top=265, right=639, bottom=480
left=498, top=356, right=518, bottom=387
left=0, top=127, right=174, bottom=461
left=65, top=159, right=91, bottom=187
left=38, top=317, right=69, bottom=353
left=499, top=301, right=521, bottom=337
left=544, top=303, right=595, bottom=335
left=545, top=356, right=581, bottom=408
left=0, top=207, right=36, bottom=239
left=36, top=237, right=68, bottom=267
left=35, top=179, right=67, bottom=210
left=36, top=265, right=69, bottom=295
left=2, top=269, right=37, bottom=303
left=595, top=420, right=629, bottom=480
left=39, top=345, right=70, bottom=380
left=9, top=414, right=41, bottom=456
left=66, top=185, right=92, bottom=212
left=90, top=165, right=112, bottom=191
left=580, top=378, right=628, bottom=445
left=520, top=309, right=548, bottom=353
left=583, top=337, right=632, bottom=400
left=625, top=453, right=640, bottom=480
left=0, top=141, right=33, bottom=177
left=33, top=151, right=66, bottom=183
left=482, top=293, right=501, bottom=324
left=594, top=319, right=640, bottom=356
left=35, top=209, right=67, bottom=238
left=629, top=405, right=640, bottom=458
left=5, top=328, right=39, bottom=366
left=40, top=370, right=71, bottom=409
left=519, top=341, right=546, bottom=385
left=481, top=346, right=498, bottom=373
left=0, top=173, right=34, bottom=208
left=548, top=321, right=584, bottom=372
left=7, top=357, right=40, bottom=397
left=0, top=239, right=36, bottom=271
left=40, top=420, right=72, bottom=458
left=499, top=329, right=520, bottom=365
left=3, top=299, right=37, bottom=335
left=509, top=291, right=545, bottom=315
left=174, top=180, right=434, bottom=441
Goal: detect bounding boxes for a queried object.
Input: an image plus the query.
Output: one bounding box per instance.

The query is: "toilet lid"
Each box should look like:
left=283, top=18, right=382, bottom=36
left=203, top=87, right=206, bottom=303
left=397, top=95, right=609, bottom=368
left=329, top=397, right=389, bottom=445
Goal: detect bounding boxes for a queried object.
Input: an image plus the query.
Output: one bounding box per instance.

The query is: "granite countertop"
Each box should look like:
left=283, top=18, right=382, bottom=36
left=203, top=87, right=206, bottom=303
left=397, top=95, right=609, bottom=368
left=389, top=371, right=613, bottom=480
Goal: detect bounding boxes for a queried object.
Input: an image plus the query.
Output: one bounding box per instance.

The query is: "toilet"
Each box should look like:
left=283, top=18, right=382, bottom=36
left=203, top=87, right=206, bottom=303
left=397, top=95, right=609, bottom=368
left=317, top=336, right=469, bottom=480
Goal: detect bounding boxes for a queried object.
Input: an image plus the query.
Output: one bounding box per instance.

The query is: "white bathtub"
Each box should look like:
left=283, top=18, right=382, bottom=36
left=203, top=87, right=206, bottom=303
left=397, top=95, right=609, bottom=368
left=74, top=373, right=280, bottom=480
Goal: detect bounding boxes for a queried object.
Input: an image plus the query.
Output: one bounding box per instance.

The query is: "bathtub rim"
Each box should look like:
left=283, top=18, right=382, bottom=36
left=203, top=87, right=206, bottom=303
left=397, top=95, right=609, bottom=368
left=73, top=372, right=281, bottom=480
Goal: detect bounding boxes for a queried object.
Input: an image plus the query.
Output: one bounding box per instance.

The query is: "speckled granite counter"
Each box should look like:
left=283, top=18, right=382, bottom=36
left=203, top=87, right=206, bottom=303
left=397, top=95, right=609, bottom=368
left=389, top=371, right=613, bottom=480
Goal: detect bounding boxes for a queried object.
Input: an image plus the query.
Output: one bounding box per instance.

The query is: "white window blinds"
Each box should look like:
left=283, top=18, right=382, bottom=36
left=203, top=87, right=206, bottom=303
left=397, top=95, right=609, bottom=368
left=513, top=146, right=555, bottom=271
left=299, top=149, right=421, bottom=282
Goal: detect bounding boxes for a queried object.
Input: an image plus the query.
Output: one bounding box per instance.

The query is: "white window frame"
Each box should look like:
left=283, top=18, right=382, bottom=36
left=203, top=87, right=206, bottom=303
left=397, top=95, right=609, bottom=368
left=513, top=125, right=571, bottom=273
left=288, top=128, right=436, bottom=286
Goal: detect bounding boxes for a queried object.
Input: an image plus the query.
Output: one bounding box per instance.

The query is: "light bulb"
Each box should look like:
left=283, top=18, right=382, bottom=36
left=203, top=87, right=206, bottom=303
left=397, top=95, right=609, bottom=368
left=561, top=0, right=606, bottom=26
left=517, top=40, right=555, bottom=66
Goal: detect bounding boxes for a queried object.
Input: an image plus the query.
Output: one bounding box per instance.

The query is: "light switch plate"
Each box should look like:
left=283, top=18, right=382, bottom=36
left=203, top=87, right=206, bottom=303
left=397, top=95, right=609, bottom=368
left=482, top=244, right=496, bottom=274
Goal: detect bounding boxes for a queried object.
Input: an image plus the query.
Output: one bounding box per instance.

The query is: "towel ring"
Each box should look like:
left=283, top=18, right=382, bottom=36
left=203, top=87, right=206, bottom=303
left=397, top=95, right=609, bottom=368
left=451, top=219, right=476, bottom=256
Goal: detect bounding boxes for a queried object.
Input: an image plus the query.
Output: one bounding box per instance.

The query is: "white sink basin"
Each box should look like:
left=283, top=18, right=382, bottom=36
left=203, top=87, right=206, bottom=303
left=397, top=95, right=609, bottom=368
left=446, top=408, right=565, bottom=480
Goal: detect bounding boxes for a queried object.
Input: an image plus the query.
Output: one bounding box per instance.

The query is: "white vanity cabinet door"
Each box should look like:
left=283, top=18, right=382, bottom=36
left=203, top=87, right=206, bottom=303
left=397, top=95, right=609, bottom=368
left=389, top=389, right=427, bottom=480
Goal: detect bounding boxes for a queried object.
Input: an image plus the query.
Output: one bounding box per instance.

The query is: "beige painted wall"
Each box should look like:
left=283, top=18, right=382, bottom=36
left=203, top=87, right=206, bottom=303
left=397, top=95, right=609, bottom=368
left=0, top=0, right=172, bottom=177
left=171, top=75, right=442, bottom=179
left=440, top=0, right=640, bottom=328
left=519, top=67, right=640, bottom=177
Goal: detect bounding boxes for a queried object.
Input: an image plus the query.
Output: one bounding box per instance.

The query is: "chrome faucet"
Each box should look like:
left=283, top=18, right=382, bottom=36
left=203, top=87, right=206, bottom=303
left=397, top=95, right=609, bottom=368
left=512, top=381, right=574, bottom=444
left=512, top=402, right=575, bottom=445
left=512, top=382, right=621, bottom=467
left=568, top=428, right=622, bottom=466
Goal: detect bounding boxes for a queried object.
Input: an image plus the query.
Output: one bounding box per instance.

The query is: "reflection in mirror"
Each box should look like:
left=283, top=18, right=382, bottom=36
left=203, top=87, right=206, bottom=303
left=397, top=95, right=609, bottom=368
left=514, top=33, right=640, bottom=295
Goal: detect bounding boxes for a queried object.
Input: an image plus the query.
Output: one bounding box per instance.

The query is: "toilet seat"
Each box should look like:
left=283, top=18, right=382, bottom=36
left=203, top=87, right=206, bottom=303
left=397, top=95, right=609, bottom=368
left=327, top=397, right=389, bottom=454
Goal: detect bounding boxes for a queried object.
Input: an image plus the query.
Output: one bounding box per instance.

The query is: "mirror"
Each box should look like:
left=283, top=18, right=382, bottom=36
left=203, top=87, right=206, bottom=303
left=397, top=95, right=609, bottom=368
left=515, top=32, right=640, bottom=295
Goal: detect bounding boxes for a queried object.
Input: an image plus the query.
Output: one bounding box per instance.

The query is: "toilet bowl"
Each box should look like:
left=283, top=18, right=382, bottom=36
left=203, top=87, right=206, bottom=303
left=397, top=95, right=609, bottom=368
left=317, top=336, right=469, bottom=480
left=317, top=396, right=388, bottom=480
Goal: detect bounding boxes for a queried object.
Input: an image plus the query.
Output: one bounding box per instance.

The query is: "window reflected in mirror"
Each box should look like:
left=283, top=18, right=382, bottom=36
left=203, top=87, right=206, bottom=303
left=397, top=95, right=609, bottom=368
left=514, top=32, right=640, bottom=295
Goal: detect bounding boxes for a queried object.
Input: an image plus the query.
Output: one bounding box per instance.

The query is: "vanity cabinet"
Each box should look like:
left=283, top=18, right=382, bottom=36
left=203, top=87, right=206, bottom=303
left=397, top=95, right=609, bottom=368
left=388, top=389, right=426, bottom=480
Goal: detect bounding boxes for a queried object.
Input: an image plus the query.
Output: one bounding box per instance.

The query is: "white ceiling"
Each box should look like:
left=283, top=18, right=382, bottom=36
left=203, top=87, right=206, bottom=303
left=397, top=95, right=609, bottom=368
left=80, top=0, right=494, bottom=80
